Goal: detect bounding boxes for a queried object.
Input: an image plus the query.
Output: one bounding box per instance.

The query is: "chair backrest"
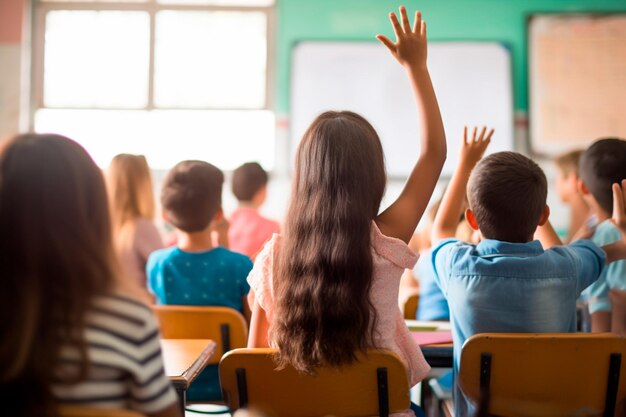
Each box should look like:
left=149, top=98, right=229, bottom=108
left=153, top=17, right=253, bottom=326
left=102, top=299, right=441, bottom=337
left=458, top=333, right=626, bottom=417
left=153, top=305, right=248, bottom=364
left=58, top=406, right=146, bottom=417
left=402, top=293, right=419, bottom=320
left=219, top=348, right=410, bottom=417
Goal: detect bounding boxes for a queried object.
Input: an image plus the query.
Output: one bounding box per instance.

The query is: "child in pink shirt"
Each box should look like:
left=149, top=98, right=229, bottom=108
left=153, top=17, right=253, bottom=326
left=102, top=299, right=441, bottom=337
left=247, top=7, right=446, bottom=416
left=229, top=162, right=280, bottom=259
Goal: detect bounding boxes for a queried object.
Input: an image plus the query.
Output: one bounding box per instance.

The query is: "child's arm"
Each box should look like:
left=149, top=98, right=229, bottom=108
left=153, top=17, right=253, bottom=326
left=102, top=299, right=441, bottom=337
left=375, top=7, right=447, bottom=244
left=600, top=180, right=626, bottom=263
left=247, top=296, right=270, bottom=348
left=535, top=220, right=563, bottom=249
left=431, top=127, right=492, bottom=243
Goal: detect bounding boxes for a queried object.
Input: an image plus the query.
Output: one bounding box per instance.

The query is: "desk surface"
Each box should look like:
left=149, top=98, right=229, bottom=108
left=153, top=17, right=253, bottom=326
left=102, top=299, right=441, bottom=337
left=161, top=339, right=217, bottom=389
left=406, top=320, right=454, bottom=368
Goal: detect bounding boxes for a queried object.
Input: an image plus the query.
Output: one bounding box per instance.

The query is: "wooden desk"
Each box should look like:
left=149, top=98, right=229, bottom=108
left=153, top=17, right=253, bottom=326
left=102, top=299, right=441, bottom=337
left=406, top=320, right=454, bottom=368
left=161, top=339, right=217, bottom=413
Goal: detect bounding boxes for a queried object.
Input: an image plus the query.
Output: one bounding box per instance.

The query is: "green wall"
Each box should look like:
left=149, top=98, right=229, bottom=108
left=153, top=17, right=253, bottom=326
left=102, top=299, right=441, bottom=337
left=276, top=0, right=626, bottom=114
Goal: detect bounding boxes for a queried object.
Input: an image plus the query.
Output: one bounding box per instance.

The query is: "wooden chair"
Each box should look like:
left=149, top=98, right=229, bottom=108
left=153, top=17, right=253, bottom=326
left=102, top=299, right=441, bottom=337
left=219, top=348, right=410, bottom=417
left=59, top=406, right=145, bottom=417
left=152, top=305, right=248, bottom=365
left=402, top=293, right=420, bottom=320
left=458, top=333, right=626, bottom=417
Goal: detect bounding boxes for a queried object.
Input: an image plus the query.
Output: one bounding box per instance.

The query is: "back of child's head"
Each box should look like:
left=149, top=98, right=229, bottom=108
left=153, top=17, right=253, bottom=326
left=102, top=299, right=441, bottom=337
left=106, top=153, right=155, bottom=231
left=467, top=151, right=547, bottom=243
left=161, top=160, right=224, bottom=233
left=580, top=138, right=626, bottom=215
left=273, top=110, right=386, bottom=373
left=232, top=162, right=268, bottom=203
left=554, top=149, right=584, bottom=178
left=0, top=133, right=117, bottom=417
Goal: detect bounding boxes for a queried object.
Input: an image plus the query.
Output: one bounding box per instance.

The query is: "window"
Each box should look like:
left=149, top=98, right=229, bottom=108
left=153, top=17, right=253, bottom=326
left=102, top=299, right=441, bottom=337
left=32, top=0, right=275, bottom=170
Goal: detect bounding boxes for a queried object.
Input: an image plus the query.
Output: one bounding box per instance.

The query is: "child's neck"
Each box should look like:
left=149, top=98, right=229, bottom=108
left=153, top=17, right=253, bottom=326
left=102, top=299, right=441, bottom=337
left=589, top=206, right=610, bottom=222
left=177, top=229, right=214, bottom=252
left=238, top=201, right=260, bottom=209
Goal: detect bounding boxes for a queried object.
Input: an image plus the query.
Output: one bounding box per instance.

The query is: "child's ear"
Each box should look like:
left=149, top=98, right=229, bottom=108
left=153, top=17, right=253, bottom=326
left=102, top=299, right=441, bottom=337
left=465, top=209, right=479, bottom=231
left=538, top=205, right=550, bottom=226
left=578, top=179, right=590, bottom=195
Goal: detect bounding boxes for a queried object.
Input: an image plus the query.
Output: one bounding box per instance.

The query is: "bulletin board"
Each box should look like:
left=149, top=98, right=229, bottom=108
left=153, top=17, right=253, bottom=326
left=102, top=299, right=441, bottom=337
left=529, top=14, right=626, bottom=154
left=290, top=41, right=514, bottom=178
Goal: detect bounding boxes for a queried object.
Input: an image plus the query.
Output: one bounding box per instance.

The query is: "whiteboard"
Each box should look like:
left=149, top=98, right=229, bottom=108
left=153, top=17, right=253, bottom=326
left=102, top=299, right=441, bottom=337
left=290, top=41, right=514, bottom=178
left=529, top=14, right=626, bottom=155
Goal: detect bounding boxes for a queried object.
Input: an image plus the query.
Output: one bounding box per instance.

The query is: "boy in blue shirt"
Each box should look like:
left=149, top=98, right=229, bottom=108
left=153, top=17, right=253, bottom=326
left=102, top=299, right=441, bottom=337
left=578, top=138, right=626, bottom=333
left=147, top=160, right=252, bottom=401
left=430, top=128, right=626, bottom=416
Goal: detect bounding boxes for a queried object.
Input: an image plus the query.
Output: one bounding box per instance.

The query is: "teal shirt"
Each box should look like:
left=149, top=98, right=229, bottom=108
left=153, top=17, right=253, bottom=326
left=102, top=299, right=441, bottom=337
left=147, top=246, right=252, bottom=311
left=583, top=220, right=626, bottom=314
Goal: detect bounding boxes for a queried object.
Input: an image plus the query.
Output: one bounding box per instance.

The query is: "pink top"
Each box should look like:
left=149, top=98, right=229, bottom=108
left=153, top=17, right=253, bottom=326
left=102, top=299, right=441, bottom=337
left=248, top=222, right=431, bottom=416
left=229, top=207, right=281, bottom=259
left=118, top=218, right=164, bottom=288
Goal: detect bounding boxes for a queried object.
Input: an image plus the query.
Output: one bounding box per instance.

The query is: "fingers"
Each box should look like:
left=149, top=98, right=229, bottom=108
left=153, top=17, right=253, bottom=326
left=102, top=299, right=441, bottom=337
left=413, top=11, right=422, bottom=34
left=471, top=126, right=477, bottom=142
left=421, top=20, right=427, bottom=38
left=485, top=128, right=495, bottom=142
left=376, top=34, right=396, bottom=54
left=400, top=6, right=411, bottom=34
left=463, top=126, right=468, bottom=145
left=389, top=12, right=403, bottom=39
left=613, top=182, right=626, bottom=224
left=477, top=126, right=487, bottom=142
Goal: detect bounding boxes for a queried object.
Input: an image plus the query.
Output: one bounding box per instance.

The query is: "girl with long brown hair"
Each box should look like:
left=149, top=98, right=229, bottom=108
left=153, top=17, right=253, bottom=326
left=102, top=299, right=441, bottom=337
left=0, top=134, right=180, bottom=417
left=247, top=7, right=446, bottom=416
left=106, top=154, right=164, bottom=289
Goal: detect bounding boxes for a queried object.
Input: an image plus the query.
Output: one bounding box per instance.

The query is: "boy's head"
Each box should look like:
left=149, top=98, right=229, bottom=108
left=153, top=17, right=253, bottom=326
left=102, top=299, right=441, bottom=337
left=579, top=138, right=626, bottom=216
left=554, top=149, right=583, bottom=203
left=161, top=161, right=224, bottom=232
left=467, top=151, right=548, bottom=243
left=232, top=162, right=268, bottom=205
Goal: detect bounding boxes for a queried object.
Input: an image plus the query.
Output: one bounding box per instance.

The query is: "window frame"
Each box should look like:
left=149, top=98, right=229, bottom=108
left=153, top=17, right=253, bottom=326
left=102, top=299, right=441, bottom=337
left=30, top=0, right=276, bottom=125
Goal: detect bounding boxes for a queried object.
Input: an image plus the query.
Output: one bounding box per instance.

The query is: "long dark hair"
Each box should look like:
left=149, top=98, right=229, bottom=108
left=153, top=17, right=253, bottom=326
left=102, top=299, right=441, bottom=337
left=0, top=134, right=118, bottom=416
left=272, top=111, right=387, bottom=373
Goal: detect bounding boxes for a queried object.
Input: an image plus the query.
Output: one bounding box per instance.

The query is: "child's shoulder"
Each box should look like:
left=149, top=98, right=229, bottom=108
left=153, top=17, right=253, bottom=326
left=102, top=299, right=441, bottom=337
left=215, top=247, right=254, bottom=268
left=146, top=245, right=178, bottom=268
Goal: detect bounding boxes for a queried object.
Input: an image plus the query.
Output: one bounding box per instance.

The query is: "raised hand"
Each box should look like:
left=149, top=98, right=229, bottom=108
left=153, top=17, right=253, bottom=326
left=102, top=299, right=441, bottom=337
left=376, top=6, right=427, bottom=70
left=612, top=180, right=626, bottom=237
left=459, top=126, right=494, bottom=169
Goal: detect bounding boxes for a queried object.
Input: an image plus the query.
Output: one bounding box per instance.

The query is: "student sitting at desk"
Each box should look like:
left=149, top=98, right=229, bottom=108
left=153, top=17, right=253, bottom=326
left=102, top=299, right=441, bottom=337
left=0, top=134, right=180, bottom=417
left=430, top=128, right=626, bottom=417
left=147, top=160, right=252, bottom=401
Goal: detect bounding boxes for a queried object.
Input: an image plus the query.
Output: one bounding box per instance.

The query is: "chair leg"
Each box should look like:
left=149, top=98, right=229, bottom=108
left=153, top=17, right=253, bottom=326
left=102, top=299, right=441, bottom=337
left=604, top=353, right=621, bottom=417
left=377, top=367, right=390, bottom=417
left=235, top=368, right=248, bottom=409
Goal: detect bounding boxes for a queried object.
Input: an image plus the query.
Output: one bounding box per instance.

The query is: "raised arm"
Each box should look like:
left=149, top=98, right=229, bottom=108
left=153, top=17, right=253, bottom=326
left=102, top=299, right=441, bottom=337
left=431, top=127, right=492, bottom=243
left=375, top=6, right=447, bottom=243
left=603, top=180, right=626, bottom=263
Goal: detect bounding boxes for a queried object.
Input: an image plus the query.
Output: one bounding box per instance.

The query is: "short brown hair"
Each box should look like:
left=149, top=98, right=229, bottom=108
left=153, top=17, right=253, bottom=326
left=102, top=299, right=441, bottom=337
left=580, top=138, right=626, bottom=215
left=161, top=161, right=224, bottom=232
left=232, top=162, right=268, bottom=202
left=554, top=149, right=584, bottom=177
left=467, top=152, right=547, bottom=243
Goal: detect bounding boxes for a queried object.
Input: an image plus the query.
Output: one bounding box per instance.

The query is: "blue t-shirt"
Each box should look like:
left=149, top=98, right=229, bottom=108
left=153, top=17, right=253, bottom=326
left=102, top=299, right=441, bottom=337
left=431, top=238, right=605, bottom=417
left=146, top=246, right=252, bottom=401
left=583, top=220, right=626, bottom=313
left=147, top=246, right=252, bottom=311
left=415, top=250, right=449, bottom=321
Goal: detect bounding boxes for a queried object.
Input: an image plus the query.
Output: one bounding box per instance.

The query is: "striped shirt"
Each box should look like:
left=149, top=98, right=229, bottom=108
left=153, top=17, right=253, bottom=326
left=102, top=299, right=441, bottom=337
left=52, top=293, right=177, bottom=413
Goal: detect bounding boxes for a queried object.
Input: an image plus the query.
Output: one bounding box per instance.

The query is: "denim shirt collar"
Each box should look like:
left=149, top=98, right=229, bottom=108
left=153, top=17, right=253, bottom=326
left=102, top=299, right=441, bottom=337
left=475, top=239, right=544, bottom=257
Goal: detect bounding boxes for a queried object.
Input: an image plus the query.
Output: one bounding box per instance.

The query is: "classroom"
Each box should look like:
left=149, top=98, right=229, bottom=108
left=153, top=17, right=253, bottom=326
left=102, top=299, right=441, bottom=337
left=1, top=0, right=626, bottom=416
